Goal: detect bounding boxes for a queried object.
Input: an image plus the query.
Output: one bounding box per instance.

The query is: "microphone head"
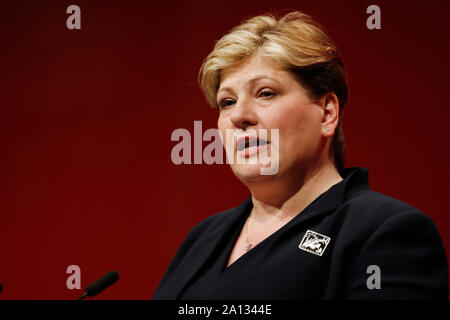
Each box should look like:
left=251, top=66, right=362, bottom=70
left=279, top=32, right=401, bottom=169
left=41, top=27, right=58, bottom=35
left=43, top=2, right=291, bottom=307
left=85, top=270, right=119, bottom=297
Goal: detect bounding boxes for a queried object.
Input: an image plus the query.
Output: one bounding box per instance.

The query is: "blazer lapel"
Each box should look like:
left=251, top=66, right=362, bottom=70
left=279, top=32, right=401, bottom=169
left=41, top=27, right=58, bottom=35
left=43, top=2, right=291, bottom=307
left=158, top=198, right=252, bottom=299
left=288, top=167, right=370, bottom=226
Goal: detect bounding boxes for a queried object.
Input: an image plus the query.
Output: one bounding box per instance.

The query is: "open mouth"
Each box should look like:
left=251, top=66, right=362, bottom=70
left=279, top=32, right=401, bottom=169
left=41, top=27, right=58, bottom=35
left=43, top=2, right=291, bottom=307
left=236, top=136, right=269, bottom=154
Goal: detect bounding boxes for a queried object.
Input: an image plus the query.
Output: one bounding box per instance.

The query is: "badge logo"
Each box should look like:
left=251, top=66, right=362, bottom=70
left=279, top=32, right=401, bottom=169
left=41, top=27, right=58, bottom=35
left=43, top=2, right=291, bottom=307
left=298, top=230, right=331, bottom=256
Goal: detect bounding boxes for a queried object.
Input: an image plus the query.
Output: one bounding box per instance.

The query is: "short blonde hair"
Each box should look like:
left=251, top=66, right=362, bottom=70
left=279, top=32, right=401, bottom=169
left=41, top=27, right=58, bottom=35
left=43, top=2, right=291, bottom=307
left=198, top=11, right=349, bottom=170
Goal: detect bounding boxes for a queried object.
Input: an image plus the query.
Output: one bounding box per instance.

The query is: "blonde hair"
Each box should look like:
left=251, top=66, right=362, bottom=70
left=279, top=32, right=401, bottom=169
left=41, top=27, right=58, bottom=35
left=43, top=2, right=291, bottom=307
left=198, top=11, right=349, bottom=170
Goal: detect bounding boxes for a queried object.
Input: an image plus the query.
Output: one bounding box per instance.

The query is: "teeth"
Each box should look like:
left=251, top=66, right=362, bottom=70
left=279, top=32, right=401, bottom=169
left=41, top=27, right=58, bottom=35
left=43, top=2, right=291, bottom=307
left=259, top=140, right=267, bottom=146
left=238, top=141, right=245, bottom=151
left=238, top=137, right=268, bottom=151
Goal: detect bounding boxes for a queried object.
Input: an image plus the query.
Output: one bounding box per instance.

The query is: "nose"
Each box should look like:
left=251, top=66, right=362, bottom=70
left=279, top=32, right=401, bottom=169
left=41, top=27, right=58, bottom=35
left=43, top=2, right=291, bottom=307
left=229, top=98, right=258, bottom=130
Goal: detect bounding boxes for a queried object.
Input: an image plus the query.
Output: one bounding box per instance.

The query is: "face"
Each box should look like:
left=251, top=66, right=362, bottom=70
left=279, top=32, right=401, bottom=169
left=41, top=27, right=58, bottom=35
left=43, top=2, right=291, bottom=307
left=216, top=52, right=327, bottom=185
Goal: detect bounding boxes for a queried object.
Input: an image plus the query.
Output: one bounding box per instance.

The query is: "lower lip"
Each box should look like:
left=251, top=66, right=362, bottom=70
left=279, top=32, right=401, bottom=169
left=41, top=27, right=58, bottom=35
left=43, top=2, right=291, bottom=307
left=237, top=143, right=269, bottom=158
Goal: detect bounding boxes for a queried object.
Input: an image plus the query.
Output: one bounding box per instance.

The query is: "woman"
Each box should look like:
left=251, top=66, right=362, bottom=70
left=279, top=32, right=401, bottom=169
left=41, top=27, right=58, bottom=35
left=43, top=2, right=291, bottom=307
left=153, top=11, right=448, bottom=299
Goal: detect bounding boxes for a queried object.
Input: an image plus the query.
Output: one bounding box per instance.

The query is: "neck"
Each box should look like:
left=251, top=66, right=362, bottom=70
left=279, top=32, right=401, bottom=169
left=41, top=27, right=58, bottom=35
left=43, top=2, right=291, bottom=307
left=247, top=161, right=343, bottom=224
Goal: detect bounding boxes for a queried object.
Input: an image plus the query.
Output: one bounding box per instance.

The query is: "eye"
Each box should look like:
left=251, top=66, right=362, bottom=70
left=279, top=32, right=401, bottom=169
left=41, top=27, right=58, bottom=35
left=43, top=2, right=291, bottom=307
left=257, top=88, right=276, bottom=98
left=218, top=98, right=236, bottom=109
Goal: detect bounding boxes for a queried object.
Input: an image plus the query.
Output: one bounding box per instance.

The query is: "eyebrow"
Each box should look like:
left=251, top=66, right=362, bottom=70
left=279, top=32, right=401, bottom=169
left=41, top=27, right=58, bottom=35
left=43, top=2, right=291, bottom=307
left=217, top=75, right=282, bottom=96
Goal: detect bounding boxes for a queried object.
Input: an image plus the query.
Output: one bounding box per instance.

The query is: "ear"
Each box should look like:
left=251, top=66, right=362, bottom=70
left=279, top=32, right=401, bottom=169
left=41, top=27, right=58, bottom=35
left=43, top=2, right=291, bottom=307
left=319, top=93, right=340, bottom=137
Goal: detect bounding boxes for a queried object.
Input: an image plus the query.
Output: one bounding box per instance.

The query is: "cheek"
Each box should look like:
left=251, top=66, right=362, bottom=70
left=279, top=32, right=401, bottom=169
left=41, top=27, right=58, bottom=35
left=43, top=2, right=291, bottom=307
left=269, top=105, right=322, bottom=153
left=266, top=105, right=311, bottom=137
left=217, top=114, right=233, bottom=150
left=217, top=115, right=227, bottom=141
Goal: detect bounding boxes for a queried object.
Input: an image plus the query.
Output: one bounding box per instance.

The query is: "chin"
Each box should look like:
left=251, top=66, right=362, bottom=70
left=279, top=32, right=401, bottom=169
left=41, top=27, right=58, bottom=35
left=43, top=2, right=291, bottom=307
left=231, top=164, right=277, bottom=183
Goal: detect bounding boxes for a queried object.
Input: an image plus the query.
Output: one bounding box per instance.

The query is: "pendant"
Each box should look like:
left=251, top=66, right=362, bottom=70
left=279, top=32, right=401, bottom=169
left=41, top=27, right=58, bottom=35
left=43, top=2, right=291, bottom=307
left=245, top=243, right=252, bottom=251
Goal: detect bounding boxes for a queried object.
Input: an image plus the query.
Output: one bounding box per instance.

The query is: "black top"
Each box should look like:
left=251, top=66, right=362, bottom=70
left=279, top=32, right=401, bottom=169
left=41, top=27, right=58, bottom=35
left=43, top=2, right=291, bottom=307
left=153, top=167, right=448, bottom=299
left=179, top=206, right=249, bottom=299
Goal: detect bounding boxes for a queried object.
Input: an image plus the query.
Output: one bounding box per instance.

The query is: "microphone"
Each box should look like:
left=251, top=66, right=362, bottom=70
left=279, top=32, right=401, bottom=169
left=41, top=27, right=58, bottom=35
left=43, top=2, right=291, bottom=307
left=77, top=270, right=119, bottom=300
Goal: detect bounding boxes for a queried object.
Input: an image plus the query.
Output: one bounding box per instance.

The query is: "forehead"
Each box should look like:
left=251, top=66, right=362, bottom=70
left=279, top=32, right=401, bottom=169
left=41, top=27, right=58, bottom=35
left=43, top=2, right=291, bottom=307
left=219, top=53, right=288, bottom=89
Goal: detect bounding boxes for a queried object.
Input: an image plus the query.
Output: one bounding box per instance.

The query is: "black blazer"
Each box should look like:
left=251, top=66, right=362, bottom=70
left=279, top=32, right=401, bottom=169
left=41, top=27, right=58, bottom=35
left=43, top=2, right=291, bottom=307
left=153, top=167, right=448, bottom=299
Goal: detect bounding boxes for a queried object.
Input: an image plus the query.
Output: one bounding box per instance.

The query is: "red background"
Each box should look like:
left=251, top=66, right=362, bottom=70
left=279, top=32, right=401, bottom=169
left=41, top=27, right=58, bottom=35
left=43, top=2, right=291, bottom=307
left=1, top=0, right=449, bottom=299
